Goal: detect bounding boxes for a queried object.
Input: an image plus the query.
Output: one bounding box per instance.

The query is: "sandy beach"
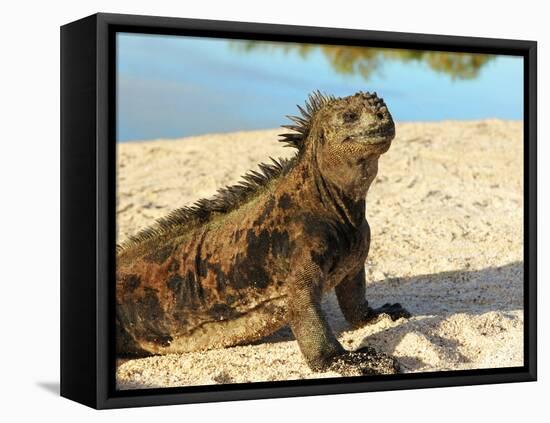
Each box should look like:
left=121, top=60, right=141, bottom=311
left=116, top=120, right=524, bottom=389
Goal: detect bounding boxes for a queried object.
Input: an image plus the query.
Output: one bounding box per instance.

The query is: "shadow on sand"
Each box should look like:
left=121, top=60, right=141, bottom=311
left=116, top=262, right=523, bottom=388
left=254, top=261, right=524, bottom=352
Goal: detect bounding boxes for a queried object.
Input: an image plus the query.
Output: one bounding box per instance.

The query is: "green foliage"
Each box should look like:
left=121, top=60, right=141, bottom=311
left=232, top=41, right=495, bottom=80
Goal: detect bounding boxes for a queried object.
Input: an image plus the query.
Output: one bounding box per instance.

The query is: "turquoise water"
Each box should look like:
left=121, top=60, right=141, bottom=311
left=116, top=33, right=523, bottom=142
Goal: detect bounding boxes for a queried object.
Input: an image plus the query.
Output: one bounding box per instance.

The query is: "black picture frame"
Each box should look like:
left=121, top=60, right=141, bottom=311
left=60, top=12, right=537, bottom=409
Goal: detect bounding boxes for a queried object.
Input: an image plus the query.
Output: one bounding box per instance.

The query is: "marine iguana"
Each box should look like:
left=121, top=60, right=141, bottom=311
left=116, top=91, right=411, bottom=376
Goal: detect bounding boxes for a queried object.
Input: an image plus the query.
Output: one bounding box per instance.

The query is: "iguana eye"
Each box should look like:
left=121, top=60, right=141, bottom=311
left=342, top=111, right=359, bottom=123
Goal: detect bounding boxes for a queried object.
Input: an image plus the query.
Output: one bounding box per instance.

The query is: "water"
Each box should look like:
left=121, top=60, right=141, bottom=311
left=116, top=33, right=523, bottom=142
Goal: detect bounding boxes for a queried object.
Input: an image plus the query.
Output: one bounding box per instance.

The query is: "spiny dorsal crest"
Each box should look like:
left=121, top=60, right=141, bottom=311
left=117, top=90, right=337, bottom=254
left=279, top=90, right=337, bottom=150
left=117, top=156, right=295, bottom=253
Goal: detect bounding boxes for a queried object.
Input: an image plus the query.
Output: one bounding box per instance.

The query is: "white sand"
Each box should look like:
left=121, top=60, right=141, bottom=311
left=116, top=120, right=524, bottom=389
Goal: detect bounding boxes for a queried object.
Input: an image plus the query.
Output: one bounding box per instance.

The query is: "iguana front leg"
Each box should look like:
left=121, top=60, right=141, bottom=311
left=288, top=263, right=399, bottom=375
left=335, top=268, right=411, bottom=328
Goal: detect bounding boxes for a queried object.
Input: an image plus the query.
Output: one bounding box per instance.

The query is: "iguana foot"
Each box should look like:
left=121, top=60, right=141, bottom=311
left=363, top=302, right=411, bottom=324
left=326, top=346, right=400, bottom=376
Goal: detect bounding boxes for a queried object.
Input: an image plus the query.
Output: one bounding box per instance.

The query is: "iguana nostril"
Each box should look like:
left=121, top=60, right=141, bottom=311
left=376, top=112, right=384, bottom=120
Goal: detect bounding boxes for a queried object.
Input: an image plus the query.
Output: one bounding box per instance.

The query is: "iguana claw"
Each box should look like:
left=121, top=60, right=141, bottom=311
left=327, top=346, right=400, bottom=376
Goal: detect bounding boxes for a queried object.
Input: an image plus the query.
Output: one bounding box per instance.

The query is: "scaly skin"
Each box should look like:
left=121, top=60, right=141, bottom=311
left=116, top=91, right=410, bottom=375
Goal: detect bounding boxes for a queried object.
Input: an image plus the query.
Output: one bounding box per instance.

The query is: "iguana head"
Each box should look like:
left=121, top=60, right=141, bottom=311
left=314, top=91, right=395, bottom=151
left=280, top=91, right=395, bottom=197
left=280, top=91, right=395, bottom=151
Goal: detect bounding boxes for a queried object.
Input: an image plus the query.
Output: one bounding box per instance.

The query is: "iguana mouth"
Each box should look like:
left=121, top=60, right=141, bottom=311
left=345, top=126, right=395, bottom=145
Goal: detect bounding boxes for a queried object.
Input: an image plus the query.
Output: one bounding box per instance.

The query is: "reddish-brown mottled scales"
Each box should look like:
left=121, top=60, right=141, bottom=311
left=116, top=91, right=410, bottom=375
